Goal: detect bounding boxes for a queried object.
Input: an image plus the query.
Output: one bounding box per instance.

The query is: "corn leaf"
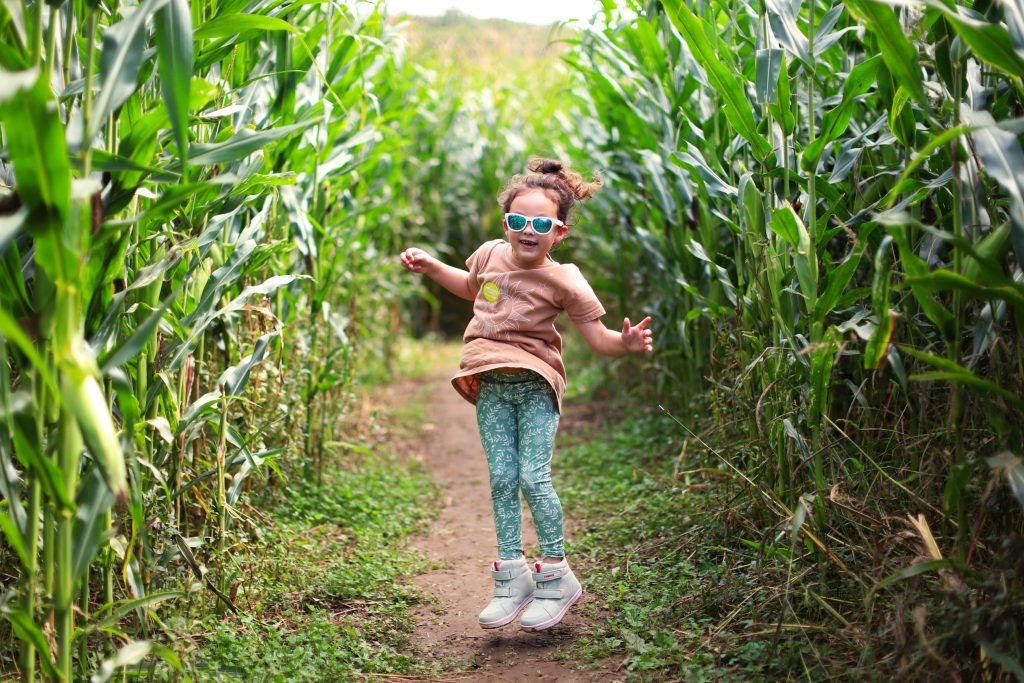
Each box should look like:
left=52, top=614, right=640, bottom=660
left=815, top=246, right=863, bottom=320
left=916, top=0, right=1024, bottom=76
left=0, top=511, right=30, bottom=570
left=0, top=68, right=71, bottom=222
left=187, top=122, right=313, bottom=166
left=905, top=270, right=1024, bottom=307
left=193, top=12, right=294, bottom=41
left=766, top=0, right=810, bottom=65
left=803, top=55, right=880, bottom=169
left=154, top=0, right=193, bottom=164
left=3, top=608, right=58, bottom=679
left=71, top=468, right=117, bottom=580
left=986, top=452, right=1024, bottom=511
left=844, top=0, right=926, bottom=105
left=90, top=0, right=170, bottom=142
left=769, top=204, right=800, bottom=247
left=968, top=110, right=1024, bottom=270
left=754, top=48, right=784, bottom=105
left=661, top=0, right=772, bottom=158
left=902, top=346, right=1024, bottom=409
left=12, top=420, right=73, bottom=510
left=90, top=641, right=152, bottom=683
left=865, top=236, right=894, bottom=369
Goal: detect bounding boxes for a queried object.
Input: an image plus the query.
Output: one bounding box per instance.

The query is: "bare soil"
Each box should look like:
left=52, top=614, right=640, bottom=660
left=401, top=370, right=623, bottom=682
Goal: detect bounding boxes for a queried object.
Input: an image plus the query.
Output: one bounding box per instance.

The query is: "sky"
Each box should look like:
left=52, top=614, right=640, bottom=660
left=383, top=0, right=605, bottom=25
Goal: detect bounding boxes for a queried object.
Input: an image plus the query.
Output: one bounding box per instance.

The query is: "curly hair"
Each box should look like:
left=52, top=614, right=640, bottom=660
left=497, top=157, right=603, bottom=226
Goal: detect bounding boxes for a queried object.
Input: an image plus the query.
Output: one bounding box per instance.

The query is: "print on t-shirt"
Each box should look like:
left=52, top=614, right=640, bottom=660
left=477, top=272, right=534, bottom=340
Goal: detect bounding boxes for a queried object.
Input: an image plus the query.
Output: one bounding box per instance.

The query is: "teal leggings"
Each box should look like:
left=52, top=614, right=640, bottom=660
left=476, top=370, right=563, bottom=560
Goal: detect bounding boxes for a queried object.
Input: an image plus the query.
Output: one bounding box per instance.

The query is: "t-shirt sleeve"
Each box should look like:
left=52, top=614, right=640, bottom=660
left=563, top=265, right=606, bottom=323
left=465, top=240, right=499, bottom=297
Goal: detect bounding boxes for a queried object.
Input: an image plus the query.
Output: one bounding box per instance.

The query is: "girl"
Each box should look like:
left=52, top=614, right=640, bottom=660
left=399, top=158, right=653, bottom=632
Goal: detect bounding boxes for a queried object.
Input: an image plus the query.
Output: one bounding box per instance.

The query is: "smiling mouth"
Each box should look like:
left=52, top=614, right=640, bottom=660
left=519, top=239, right=538, bottom=247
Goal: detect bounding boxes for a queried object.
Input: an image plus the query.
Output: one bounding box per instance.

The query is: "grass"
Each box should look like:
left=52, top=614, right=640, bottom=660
left=557, top=404, right=832, bottom=681
left=555, top=383, right=1024, bottom=681
left=159, top=340, right=455, bottom=681
left=187, top=463, right=432, bottom=681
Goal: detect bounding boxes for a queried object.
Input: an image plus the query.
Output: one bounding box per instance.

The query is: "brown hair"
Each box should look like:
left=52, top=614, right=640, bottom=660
left=497, top=157, right=602, bottom=226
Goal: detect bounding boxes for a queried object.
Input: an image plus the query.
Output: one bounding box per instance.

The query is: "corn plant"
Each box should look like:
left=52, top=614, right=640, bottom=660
left=561, top=0, right=1024, bottom=674
left=0, top=0, right=423, bottom=679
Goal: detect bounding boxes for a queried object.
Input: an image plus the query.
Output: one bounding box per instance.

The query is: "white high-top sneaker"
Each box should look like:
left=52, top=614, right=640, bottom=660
left=479, top=557, right=534, bottom=629
left=520, top=559, right=582, bottom=631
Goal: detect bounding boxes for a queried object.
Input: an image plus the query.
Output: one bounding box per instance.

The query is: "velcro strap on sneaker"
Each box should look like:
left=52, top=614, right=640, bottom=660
left=532, top=566, right=566, bottom=583
left=493, top=586, right=513, bottom=598
left=534, top=588, right=563, bottom=599
left=492, top=563, right=527, bottom=581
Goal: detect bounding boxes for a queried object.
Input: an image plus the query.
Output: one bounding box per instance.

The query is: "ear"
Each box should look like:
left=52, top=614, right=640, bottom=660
left=553, top=225, right=569, bottom=246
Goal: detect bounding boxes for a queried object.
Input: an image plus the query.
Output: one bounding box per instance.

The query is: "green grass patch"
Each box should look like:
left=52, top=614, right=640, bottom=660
left=559, top=409, right=822, bottom=681
left=183, top=455, right=436, bottom=681
left=175, top=351, right=444, bottom=681
left=557, top=390, right=1024, bottom=682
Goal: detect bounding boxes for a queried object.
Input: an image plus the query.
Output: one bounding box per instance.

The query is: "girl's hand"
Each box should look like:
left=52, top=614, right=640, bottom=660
left=621, top=316, right=654, bottom=353
left=400, top=247, right=434, bottom=274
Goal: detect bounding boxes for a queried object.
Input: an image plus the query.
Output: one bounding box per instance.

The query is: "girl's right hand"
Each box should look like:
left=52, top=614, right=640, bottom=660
left=399, top=247, right=434, bottom=274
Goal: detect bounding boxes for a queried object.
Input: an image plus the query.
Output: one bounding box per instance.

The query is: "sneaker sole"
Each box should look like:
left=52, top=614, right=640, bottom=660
left=479, top=596, right=534, bottom=629
left=520, top=586, right=583, bottom=632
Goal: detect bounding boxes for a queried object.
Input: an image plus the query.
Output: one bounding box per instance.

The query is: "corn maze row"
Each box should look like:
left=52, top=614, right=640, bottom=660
left=1, top=0, right=1022, bottom=679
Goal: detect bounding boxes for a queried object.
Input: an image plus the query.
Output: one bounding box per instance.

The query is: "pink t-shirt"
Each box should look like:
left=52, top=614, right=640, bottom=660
left=451, top=239, right=606, bottom=412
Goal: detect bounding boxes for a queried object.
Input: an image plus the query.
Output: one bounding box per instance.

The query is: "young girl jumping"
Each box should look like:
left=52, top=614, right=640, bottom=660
left=399, top=158, right=653, bottom=631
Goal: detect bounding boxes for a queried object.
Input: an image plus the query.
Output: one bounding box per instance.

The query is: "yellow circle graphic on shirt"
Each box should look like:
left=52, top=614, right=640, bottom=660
left=482, top=281, right=500, bottom=302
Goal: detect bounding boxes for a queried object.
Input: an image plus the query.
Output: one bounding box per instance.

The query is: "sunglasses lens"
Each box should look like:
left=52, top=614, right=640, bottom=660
left=532, top=218, right=553, bottom=234
left=507, top=214, right=527, bottom=231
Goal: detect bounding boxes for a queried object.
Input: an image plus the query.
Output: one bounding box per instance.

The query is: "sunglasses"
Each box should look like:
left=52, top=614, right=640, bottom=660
left=504, top=213, right=564, bottom=235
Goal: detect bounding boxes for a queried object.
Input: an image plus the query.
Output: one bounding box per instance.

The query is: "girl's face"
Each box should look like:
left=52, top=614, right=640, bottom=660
left=504, top=189, right=568, bottom=268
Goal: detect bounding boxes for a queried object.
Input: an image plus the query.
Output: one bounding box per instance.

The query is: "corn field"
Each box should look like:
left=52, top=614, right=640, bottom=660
left=566, top=0, right=1024, bottom=675
left=1, top=0, right=1022, bottom=679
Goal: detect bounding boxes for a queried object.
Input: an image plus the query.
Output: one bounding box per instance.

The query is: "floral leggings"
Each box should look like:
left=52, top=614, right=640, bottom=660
left=476, top=370, right=564, bottom=560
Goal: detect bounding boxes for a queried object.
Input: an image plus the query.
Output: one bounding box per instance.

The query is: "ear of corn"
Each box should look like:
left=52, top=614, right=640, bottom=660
left=60, top=339, right=128, bottom=502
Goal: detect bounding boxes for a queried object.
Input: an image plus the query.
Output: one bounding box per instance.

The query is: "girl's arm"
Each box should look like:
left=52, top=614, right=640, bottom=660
left=399, top=247, right=475, bottom=301
left=574, top=316, right=654, bottom=356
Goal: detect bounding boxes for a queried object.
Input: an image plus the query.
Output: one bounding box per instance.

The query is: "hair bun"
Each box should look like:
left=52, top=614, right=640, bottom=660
left=498, top=158, right=603, bottom=224
left=528, top=157, right=564, bottom=175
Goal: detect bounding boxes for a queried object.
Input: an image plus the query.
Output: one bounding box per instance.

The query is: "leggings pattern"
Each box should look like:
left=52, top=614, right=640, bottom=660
left=476, top=372, right=563, bottom=559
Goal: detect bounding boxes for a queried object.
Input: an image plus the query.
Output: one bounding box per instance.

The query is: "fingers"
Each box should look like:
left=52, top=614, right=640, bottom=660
left=399, top=248, right=427, bottom=272
left=622, top=315, right=655, bottom=353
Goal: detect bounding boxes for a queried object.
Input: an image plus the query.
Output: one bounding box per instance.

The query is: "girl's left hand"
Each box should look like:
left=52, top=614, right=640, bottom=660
left=621, top=316, right=654, bottom=353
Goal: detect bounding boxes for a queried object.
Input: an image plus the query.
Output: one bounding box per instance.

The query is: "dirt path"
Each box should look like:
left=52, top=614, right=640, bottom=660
left=402, top=370, right=621, bottom=682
